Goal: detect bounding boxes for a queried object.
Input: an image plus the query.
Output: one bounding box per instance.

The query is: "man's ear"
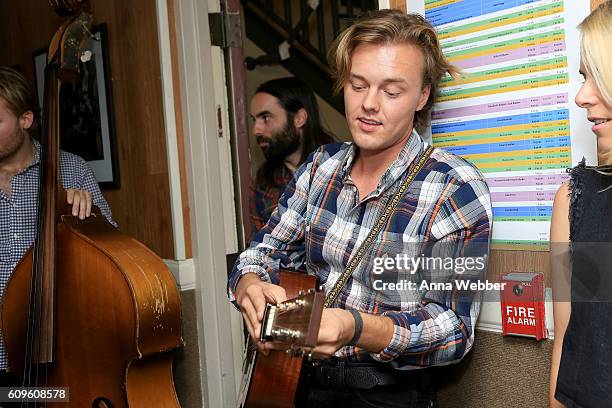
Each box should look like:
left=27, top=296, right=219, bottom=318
left=20, top=111, right=34, bottom=130
left=416, top=84, right=431, bottom=112
left=294, top=108, right=308, bottom=129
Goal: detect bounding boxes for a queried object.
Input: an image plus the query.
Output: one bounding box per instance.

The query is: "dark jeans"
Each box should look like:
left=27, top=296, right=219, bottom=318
left=295, top=361, right=437, bottom=408
left=304, top=385, right=436, bottom=408
left=0, top=370, right=21, bottom=408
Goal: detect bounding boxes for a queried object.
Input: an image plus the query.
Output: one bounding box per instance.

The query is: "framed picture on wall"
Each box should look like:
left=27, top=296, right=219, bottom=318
left=33, top=23, right=120, bottom=189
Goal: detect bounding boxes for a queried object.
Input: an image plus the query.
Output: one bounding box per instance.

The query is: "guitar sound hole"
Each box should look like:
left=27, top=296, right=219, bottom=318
left=92, top=397, right=116, bottom=408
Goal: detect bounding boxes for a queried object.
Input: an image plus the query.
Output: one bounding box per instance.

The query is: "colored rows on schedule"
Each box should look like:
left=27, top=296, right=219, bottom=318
left=445, top=29, right=564, bottom=61
left=458, top=144, right=570, bottom=158
left=433, top=121, right=570, bottom=150
left=482, top=163, right=567, bottom=172
left=441, top=17, right=563, bottom=50
left=465, top=157, right=570, bottom=172
left=430, top=0, right=564, bottom=42
left=426, top=0, right=575, bottom=246
left=440, top=57, right=567, bottom=89
left=452, top=39, right=566, bottom=70
left=438, top=73, right=568, bottom=101
left=493, top=205, right=552, bottom=217
left=492, top=240, right=550, bottom=249
left=432, top=93, right=568, bottom=120
left=441, top=147, right=570, bottom=173
left=491, top=190, right=557, bottom=202
left=436, top=131, right=570, bottom=148
left=433, top=110, right=571, bottom=173
left=426, top=0, right=547, bottom=25
left=486, top=173, right=568, bottom=188
left=441, top=131, right=569, bottom=149
left=432, top=109, right=568, bottom=134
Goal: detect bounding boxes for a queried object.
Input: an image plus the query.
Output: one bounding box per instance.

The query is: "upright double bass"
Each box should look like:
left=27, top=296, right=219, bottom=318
left=1, top=1, right=183, bottom=406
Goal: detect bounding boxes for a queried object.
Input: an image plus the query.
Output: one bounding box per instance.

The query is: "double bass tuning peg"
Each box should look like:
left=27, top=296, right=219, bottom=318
left=80, top=20, right=98, bottom=40
left=80, top=50, right=93, bottom=63
left=78, top=20, right=98, bottom=63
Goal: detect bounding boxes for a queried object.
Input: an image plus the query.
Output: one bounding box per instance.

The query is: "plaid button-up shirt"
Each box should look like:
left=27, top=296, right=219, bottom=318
left=250, top=164, right=293, bottom=233
left=229, top=131, right=492, bottom=370
left=0, top=139, right=115, bottom=369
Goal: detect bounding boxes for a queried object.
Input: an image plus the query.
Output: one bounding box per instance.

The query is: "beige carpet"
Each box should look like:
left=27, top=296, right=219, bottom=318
left=437, top=330, right=552, bottom=408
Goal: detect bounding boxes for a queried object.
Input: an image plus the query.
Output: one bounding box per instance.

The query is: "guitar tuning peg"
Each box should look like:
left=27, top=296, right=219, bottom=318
left=308, top=288, right=315, bottom=294
left=298, top=290, right=305, bottom=296
left=285, top=347, right=304, bottom=357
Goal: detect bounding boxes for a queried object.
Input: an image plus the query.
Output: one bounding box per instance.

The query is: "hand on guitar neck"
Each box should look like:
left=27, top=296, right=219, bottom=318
left=237, top=271, right=324, bottom=408
left=236, top=272, right=358, bottom=359
left=235, top=273, right=289, bottom=355
left=237, top=271, right=393, bottom=407
left=236, top=272, right=396, bottom=359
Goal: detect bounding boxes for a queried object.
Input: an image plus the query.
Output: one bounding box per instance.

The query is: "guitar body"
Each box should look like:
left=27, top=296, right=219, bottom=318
left=2, top=215, right=182, bottom=407
left=239, top=271, right=319, bottom=408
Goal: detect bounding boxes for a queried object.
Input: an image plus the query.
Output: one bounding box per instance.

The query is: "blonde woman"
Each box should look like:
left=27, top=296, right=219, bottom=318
left=550, top=1, right=612, bottom=407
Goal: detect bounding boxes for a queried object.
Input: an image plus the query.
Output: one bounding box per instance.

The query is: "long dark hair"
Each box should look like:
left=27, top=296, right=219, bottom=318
left=255, top=77, right=335, bottom=188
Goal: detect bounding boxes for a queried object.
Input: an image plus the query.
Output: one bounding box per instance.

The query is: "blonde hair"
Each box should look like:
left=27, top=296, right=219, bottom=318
left=0, top=66, right=39, bottom=135
left=578, top=0, right=612, bottom=107
left=328, top=9, right=459, bottom=134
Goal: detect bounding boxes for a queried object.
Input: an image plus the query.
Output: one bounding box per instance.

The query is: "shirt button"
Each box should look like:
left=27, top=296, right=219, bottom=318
left=13, top=233, right=19, bottom=240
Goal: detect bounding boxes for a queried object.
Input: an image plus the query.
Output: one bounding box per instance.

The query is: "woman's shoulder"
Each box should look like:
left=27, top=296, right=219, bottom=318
left=567, top=159, right=591, bottom=200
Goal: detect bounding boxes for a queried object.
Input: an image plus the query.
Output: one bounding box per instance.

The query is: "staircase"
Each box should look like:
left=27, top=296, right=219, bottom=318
left=243, top=0, right=379, bottom=114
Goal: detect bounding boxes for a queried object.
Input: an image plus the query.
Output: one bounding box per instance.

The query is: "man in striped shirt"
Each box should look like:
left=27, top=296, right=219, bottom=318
left=230, top=10, right=492, bottom=407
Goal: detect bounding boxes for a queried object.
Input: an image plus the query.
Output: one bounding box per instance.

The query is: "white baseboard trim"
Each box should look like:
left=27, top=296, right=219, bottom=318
left=163, top=259, right=196, bottom=291
left=476, top=300, right=503, bottom=333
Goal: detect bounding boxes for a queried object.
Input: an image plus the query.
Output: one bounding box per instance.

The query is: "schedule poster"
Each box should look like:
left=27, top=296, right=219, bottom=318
left=408, top=0, right=593, bottom=249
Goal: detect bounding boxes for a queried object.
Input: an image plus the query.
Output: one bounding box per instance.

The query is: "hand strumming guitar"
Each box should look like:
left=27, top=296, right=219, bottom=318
left=235, top=273, right=288, bottom=355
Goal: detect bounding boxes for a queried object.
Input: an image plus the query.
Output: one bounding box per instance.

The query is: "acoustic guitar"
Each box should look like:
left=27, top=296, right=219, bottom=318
left=238, top=271, right=324, bottom=408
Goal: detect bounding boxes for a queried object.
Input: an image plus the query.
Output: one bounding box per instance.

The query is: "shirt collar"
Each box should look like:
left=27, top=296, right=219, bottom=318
left=29, top=138, right=41, bottom=169
left=342, top=130, right=426, bottom=190
left=13, top=137, right=41, bottom=177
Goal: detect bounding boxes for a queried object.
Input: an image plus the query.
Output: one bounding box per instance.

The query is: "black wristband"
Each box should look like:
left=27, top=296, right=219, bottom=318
left=347, top=309, right=363, bottom=346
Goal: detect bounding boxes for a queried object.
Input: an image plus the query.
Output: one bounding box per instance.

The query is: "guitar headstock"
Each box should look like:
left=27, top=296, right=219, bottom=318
left=259, top=288, right=325, bottom=352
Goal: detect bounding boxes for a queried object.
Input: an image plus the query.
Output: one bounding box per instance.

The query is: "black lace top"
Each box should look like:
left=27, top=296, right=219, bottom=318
left=555, top=160, right=612, bottom=408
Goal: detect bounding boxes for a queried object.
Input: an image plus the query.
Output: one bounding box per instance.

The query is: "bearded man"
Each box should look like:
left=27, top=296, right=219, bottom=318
left=249, top=77, right=334, bottom=232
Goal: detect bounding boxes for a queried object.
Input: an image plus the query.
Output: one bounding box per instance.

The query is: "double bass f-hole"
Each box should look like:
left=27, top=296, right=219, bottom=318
left=93, top=397, right=116, bottom=408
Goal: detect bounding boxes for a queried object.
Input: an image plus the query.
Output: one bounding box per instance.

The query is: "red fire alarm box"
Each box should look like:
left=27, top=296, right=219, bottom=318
left=500, top=272, right=547, bottom=340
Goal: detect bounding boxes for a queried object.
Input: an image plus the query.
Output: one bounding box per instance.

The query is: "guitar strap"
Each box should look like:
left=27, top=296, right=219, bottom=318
left=323, top=145, right=434, bottom=308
